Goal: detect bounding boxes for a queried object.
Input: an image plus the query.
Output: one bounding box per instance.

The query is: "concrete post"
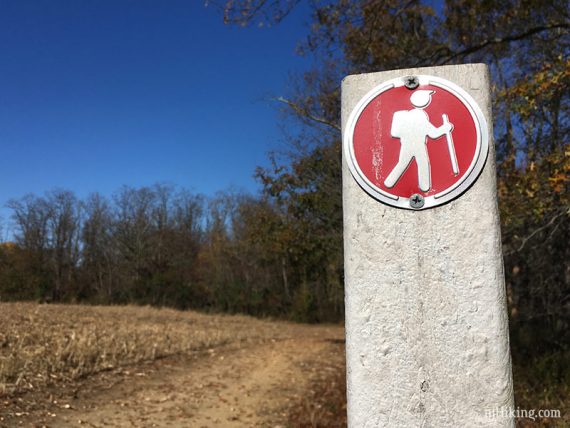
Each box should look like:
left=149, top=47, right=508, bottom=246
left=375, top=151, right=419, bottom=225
left=342, top=64, right=514, bottom=427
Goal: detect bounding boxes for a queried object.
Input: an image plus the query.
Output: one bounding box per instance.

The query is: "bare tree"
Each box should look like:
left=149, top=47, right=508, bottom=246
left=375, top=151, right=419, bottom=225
left=44, top=190, right=82, bottom=301
left=82, top=193, right=115, bottom=301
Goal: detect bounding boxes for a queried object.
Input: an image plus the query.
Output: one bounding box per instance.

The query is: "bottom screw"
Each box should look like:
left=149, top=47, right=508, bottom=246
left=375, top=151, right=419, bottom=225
left=410, top=194, right=425, bottom=209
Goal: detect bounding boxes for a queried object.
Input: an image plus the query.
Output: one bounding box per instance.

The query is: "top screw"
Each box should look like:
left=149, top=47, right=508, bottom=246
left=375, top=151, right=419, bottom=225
left=404, top=75, right=419, bottom=90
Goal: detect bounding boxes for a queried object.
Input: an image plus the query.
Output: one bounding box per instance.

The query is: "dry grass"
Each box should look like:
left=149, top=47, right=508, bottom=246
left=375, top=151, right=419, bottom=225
left=287, top=339, right=347, bottom=428
left=513, top=350, right=570, bottom=427
left=0, top=302, right=287, bottom=397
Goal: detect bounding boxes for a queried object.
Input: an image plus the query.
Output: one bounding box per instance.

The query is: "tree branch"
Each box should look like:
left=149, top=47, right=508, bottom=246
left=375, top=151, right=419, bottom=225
left=272, top=96, right=341, bottom=131
left=216, top=0, right=301, bottom=26
left=504, top=208, right=569, bottom=256
left=442, top=22, right=570, bottom=64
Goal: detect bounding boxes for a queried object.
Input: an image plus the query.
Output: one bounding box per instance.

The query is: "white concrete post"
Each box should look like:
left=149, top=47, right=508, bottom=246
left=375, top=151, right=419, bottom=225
left=342, top=64, right=514, bottom=427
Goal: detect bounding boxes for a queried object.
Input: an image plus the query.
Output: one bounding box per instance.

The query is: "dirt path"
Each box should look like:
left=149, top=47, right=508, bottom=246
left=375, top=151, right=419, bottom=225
left=12, top=326, right=343, bottom=427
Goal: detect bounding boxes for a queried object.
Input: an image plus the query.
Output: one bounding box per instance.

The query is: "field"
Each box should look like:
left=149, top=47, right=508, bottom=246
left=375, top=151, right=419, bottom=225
left=0, top=302, right=345, bottom=427
left=1, top=303, right=567, bottom=427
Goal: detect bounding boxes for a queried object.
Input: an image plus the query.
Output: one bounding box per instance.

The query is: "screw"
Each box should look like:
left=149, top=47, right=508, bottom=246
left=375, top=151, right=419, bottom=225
left=409, top=193, right=425, bottom=209
left=404, top=75, right=419, bottom=90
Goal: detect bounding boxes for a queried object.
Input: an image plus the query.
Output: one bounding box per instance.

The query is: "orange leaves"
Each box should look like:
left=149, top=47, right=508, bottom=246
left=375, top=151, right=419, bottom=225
left=501, top=57, right=570, bottom=119
left=548, top=171, right=567, bottom=193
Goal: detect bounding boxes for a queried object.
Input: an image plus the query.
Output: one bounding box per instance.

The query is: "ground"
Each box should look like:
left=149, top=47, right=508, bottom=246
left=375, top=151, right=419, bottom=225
left=0, top=303, right=344, bottom=428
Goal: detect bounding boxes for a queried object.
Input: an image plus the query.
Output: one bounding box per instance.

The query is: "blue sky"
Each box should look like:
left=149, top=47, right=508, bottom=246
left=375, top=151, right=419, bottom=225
left=0, top=0, right=312, bottom=220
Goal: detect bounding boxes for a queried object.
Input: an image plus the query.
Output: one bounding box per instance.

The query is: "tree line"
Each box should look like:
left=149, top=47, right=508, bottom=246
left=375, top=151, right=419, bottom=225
left=0, top=184, right=342, bottom=322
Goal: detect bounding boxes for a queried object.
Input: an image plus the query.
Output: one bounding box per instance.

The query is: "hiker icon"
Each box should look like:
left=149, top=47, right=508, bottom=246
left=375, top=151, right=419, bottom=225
left=384, top=90, right=458, bottom=192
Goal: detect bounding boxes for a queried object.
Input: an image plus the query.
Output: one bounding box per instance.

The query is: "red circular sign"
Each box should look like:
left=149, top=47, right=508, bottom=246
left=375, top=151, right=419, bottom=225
left=344, top=75, right=488, bottom=209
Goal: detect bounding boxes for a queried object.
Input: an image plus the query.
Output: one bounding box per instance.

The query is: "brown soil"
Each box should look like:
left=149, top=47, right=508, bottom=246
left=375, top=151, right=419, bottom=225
left=2, top=325, right=344, bottom=428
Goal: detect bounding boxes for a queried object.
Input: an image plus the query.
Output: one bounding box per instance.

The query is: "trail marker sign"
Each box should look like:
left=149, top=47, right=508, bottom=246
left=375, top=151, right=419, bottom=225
left=341, top=64, right=514, bottom=427
left=344, top=75, right=488, bottom=209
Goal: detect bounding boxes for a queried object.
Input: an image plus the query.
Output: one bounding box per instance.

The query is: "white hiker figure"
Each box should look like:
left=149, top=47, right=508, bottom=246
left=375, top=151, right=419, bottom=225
left=384, top=90, right=457, bottom=192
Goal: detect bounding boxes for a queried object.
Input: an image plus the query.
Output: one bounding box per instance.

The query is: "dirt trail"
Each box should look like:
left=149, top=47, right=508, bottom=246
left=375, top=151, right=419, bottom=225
left=15, top=326, right=343, bottom=428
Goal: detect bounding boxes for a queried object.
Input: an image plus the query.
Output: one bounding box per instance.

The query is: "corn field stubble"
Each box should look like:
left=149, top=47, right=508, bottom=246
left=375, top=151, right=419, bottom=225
left=0, top=302, right=292, bottom=398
